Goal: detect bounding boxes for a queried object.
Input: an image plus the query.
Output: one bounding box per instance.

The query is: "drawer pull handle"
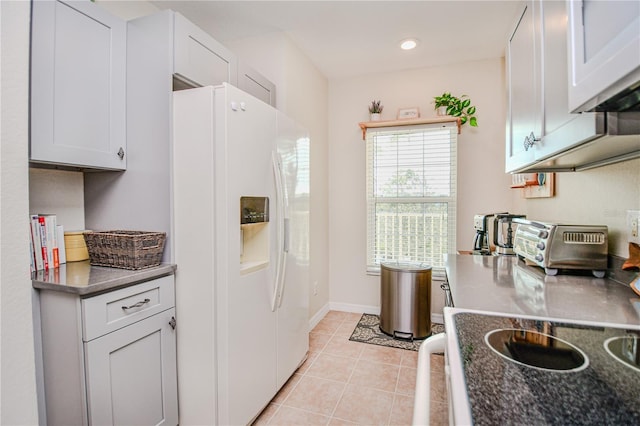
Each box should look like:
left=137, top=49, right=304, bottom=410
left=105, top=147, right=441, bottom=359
left=121, top=298, right=150, bottom=310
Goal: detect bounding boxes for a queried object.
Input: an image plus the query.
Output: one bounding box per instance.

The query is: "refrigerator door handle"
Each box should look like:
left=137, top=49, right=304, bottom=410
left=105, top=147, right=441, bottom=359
left=271, top=151, right=287, bottom=312
left=277, top=251, right=288, bottom=309
left=283, top=218, right=290, bottom=253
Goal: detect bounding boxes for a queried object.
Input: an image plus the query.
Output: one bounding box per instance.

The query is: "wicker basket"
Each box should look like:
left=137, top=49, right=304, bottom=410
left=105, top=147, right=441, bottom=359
left=83, top=231, right=166, bottom=270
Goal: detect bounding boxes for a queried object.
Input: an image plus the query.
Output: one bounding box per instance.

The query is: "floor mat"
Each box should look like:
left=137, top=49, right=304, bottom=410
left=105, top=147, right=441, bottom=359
left=348, top=313, right=445, bottom=351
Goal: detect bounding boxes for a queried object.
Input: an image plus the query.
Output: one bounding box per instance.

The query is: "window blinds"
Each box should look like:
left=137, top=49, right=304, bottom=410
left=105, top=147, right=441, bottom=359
left=366, top=123, right=457, bottom=276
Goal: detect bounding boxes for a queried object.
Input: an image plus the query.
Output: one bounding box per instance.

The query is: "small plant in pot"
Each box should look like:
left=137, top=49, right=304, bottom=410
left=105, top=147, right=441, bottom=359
left=433, top=92, right=478, bottom=127
left=368, top=100, right=384, bottom=121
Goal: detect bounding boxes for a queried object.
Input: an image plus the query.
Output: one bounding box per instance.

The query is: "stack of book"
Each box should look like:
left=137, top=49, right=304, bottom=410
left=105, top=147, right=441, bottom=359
left=29, top=214, right=66, bottom=273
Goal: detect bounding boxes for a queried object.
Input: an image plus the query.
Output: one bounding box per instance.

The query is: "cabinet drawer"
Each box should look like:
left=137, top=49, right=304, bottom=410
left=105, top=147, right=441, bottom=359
left=82, top=275, right=175, bottom=341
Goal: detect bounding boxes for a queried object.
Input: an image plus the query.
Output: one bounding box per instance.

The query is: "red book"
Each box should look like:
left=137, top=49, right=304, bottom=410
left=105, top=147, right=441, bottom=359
left=38, top=216, right=49, bottom=270
left=38, top=214, right=59, bottom=268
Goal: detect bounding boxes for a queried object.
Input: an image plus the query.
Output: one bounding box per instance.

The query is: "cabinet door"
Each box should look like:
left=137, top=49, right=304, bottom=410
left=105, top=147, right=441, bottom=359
left=84, top=308, right=178, bottom=426
left=173, top=12, right=238, bottom=88
left=534, top=0, right=600, bottom=162
left=30, top=0, right=126, bottom=170
left=567, top=0, right=640, bottom=112
left=238, top=61, right=277, bottom=107
left=505, top=2, right=539, bottom=172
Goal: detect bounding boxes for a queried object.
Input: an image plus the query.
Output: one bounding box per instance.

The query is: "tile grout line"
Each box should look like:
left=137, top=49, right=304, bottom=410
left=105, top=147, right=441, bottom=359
left=325, top=315, right=363, bottom=424
left=276, top=316, right=346, bottom=424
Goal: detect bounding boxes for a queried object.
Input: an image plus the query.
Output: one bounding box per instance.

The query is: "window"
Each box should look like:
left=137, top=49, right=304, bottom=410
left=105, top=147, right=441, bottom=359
left=366, top=123, right=457, bottom=277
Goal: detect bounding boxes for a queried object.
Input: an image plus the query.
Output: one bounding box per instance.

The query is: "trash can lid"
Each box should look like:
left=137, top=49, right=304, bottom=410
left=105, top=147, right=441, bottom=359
left=381, top=261, right=432, bottom=272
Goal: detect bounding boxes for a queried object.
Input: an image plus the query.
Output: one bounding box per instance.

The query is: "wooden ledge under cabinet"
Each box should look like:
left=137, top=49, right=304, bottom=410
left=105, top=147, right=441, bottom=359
left=358, top=116, right=461, bottom=140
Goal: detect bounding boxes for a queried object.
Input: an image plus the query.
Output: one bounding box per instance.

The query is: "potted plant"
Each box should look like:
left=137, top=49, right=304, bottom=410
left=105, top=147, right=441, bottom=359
left=368, top=100, right=383, bottom=121
left=433, top=92, right=478, bottom=127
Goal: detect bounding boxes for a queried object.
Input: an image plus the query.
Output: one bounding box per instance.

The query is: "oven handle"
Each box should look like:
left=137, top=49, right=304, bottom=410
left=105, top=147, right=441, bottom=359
left=413, top=332, right=446, bottom=426
left=441, top=282, right=454, bottom=308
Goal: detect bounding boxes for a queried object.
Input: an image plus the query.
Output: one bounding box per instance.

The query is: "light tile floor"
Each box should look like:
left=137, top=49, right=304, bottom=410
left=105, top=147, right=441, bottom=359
left=252, top=311, right=448, bottom=426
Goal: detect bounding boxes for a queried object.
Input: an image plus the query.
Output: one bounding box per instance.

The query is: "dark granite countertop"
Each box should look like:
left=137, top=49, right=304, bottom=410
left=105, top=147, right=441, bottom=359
left=445, top=254, right=640, bottom=326
left=32, top=261, right=177, bottom=297
left=452, top=311, right=640, bottom=425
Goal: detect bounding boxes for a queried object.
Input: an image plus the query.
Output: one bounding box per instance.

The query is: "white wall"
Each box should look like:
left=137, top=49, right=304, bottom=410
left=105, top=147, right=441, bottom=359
left=1, top=1, right=41, bottom=423
left=512, top=158, right=640, bottom=258
left=29, top=169, right=85, bottom=231
left=226, top=34, right=330, bottom=321
left=95, top=0, right=159, bottom=20
left=328, top=58, right=513, bottom=312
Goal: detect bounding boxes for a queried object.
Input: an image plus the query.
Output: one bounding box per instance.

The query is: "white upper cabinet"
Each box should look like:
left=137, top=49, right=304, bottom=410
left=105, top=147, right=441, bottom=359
left=238, top=60, right=277, bottom=107
left=173, top=12, right=238, bottom=88
left=531, top=0, right=601, bottom=163
left=30, top=0, right=127, bottom=170
left=567, top=0, right=640, bottom=112
left=505, top=2, right=539, bottom=172
left=504, top=0, right=637, bottom=173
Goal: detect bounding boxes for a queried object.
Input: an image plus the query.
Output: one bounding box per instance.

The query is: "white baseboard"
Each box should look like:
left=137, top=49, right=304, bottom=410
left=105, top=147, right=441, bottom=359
left=308, top=303, right=330, bottom=331
left=329, top=302, right=380, bottom=315
left=431, top=313, right=444, bottom=325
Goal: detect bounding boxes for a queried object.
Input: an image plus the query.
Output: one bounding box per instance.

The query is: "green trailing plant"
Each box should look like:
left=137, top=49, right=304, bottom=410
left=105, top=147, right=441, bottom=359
left=368, top=100, right=384, bottom=114
left=433, top=92, right=478, bottom=127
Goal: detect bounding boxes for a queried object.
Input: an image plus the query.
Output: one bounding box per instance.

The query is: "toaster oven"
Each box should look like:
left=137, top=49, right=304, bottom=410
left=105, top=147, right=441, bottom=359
left=513, top=219, right=608, bottom=277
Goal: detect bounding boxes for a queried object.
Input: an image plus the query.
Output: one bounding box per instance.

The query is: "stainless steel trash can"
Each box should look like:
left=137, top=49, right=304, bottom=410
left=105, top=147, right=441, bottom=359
left=380, top=262, right=432, bottom=340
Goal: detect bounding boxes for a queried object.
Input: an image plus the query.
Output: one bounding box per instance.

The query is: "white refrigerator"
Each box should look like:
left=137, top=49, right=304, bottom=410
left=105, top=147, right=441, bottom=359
left=172, top=84, right=310, bottom=425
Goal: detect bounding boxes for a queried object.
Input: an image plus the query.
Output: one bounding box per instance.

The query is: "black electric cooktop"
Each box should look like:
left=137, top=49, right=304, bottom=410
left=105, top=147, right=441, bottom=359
left=453, top=312, right=640, bottom=425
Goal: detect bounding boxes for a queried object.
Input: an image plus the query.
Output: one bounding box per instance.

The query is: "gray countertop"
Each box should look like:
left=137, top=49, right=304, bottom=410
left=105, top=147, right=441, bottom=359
left=445, top=254, right=640, bottom=326
left=32, top=261, right=177, bottom=297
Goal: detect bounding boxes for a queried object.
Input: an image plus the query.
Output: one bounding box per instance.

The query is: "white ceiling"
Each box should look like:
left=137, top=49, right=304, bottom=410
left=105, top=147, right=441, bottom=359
left=151, top=1, right=524, bottom=80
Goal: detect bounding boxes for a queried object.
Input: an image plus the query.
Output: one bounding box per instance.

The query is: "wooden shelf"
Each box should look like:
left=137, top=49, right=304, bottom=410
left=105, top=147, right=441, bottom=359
left=358, top=116, right=461, bottom=140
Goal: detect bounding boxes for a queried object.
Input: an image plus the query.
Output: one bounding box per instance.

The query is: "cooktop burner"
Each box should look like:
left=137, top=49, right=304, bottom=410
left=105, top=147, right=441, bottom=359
left=485, top=328, right=588, bottom=372
left=605, top=335, right=640, bottom=372
left=452, top=312, right=640, bottom=425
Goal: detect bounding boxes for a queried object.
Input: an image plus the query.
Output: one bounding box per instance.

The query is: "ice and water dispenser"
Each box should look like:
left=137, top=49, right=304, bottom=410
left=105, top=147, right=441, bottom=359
left=240, top=196, right=270, bottom=274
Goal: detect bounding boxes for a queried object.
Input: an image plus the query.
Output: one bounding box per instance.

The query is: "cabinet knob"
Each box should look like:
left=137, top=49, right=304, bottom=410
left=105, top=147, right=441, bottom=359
left=169, top=316, right=176, bottom=330
left=117, top=147, right=125, bottom=160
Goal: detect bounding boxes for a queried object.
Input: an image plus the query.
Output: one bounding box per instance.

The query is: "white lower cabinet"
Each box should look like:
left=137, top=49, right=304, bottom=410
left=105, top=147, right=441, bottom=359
left=84, top=308, right=177, bottom=426
left=38, top=276, right=178, bottom=425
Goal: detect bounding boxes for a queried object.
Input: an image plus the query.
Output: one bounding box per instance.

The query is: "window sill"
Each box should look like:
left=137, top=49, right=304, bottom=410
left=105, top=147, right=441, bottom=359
left=358, top=116, right=461, bottom=140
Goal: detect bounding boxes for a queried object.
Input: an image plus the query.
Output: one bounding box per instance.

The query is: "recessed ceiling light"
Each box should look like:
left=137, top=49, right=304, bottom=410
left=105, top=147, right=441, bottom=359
left=400, top=39, right=418, bottom=50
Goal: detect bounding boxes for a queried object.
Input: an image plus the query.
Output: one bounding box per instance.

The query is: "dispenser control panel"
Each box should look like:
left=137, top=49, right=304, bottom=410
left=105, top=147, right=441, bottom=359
left=240, top=197, right=269, bottom=224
